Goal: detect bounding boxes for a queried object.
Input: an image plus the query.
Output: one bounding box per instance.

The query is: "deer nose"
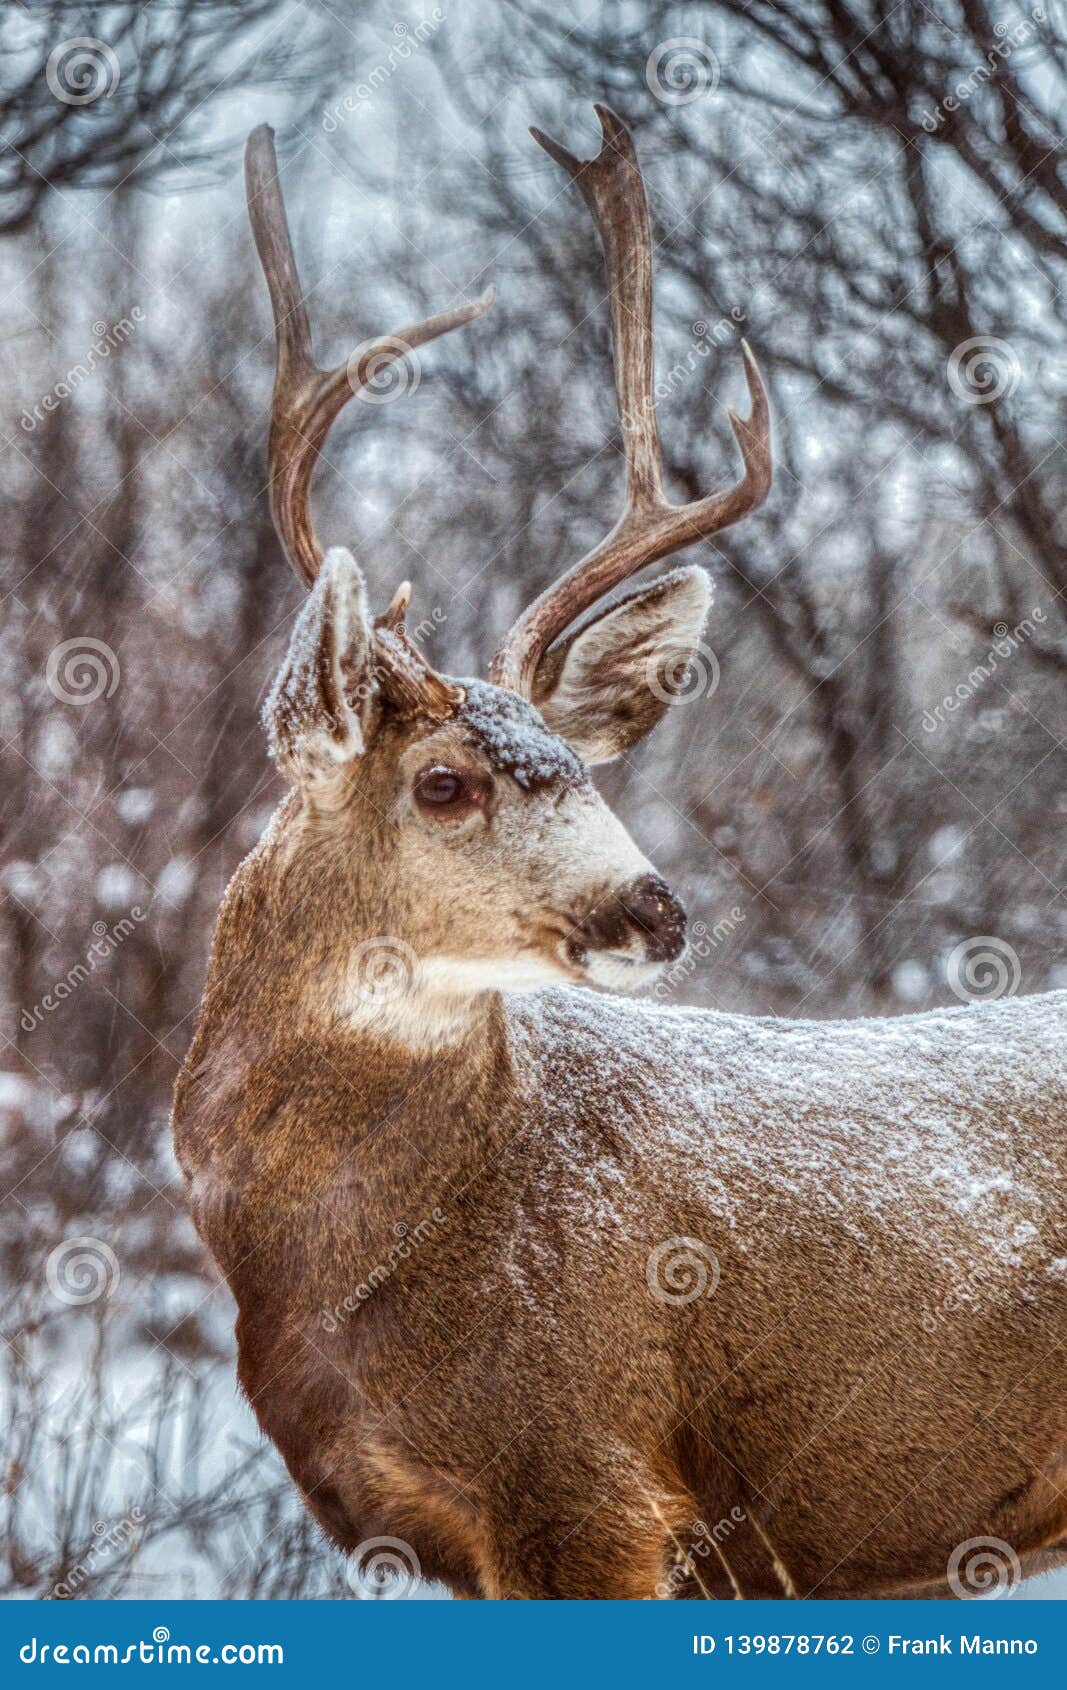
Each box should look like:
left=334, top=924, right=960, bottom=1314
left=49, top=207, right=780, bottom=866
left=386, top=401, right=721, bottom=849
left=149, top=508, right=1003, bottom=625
left=620, top=873, right=688, bottom=961
left=572, top=873, right=688, bottom=964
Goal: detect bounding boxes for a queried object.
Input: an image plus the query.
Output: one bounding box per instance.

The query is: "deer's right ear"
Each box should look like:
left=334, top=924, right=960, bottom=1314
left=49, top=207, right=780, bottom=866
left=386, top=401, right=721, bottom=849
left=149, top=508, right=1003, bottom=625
left=262, top=547, right=378, bottom=782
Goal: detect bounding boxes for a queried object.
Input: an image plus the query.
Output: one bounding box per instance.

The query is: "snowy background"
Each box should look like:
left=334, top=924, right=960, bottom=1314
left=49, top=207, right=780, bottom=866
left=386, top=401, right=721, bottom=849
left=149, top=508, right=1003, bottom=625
left=2, top=0, right=1066, bottom=1597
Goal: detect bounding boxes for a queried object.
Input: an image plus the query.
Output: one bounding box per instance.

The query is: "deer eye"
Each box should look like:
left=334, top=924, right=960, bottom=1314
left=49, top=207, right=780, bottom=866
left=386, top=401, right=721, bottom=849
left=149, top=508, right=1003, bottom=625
left=413, top=765, right=486, bottom=811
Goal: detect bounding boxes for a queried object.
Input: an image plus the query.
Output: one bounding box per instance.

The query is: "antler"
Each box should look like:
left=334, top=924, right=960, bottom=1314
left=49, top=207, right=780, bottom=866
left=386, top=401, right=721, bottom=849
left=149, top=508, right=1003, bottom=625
left=489, top=106, right=772, bottom=697
left=245, top=124, right=494, bottom=588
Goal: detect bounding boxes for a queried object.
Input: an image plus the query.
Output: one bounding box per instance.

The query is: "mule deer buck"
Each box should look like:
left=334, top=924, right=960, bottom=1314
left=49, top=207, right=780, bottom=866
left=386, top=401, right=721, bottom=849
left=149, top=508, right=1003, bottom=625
left=173, top=108, right=1067, bottom=1600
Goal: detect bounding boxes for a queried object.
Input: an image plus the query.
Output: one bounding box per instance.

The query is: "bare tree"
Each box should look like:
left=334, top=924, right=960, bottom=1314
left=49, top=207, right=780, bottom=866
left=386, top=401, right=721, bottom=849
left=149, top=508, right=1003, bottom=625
left=3, top=0, right=1067, bottom=1597
left=0, top=1, right=334, bottom=231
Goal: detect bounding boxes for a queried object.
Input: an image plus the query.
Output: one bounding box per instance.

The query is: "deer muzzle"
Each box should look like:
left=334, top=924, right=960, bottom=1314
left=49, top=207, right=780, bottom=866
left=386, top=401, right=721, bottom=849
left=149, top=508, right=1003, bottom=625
left=568, top=872, right=687, bottom=978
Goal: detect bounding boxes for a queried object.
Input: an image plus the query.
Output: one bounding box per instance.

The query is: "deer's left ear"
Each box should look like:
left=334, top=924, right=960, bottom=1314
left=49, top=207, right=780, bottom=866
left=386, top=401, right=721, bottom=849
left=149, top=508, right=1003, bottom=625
left=263, top=547, right=378, bottom=782
left=532, top=565, right=712, bottom=764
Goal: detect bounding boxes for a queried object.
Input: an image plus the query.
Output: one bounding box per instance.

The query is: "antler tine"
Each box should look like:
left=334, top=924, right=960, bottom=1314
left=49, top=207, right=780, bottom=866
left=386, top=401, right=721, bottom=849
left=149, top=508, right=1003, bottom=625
left=490, top=105, right=772, bottom=697
left=245, top=124, right=495, bottom=587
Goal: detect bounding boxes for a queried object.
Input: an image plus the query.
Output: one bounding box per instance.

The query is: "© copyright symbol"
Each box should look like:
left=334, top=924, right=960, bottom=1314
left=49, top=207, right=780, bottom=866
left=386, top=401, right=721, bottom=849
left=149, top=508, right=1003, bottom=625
left=862, top=1636, right=880, bottom=1653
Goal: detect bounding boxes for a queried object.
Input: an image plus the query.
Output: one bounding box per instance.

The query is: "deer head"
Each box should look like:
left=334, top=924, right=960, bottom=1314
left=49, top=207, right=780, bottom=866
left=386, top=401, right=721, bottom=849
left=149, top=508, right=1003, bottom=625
left=245, top=108, right=771, bottom=1040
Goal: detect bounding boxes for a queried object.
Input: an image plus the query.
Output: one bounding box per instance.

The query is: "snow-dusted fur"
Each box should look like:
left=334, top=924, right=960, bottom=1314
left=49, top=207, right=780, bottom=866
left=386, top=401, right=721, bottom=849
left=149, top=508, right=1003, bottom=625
left=174, top=922, right=1067, bottom=1598
left=508, top=987, right=1067, bottom=1593
left=172, top=557, right=1067, bottom=1599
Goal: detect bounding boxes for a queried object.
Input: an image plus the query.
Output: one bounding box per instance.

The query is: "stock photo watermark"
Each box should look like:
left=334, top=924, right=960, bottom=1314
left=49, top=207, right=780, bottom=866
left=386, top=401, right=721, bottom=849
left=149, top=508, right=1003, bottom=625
left=320, top=1209, right=448, bottom=1331
left=45, top=37, right=120, bottom=106
left=52, top=1508, right=146, bottom=1600
left=322, top=11, right=445, bottom=129
left=920, top=609, right=1046, bottom=731
left=45, top=636, right=121, bottom=705
left=656, top=1509, right=747, bottom=1599
left=919, top=8, right=1047, bottom=132
left=347, top=335, right=421, bottom=404
left=919, top=1231, right=1045, bottom=1336
left=947, top=335, right=1022, bottom=405
left=45, top=1237, right=120, bottom=1307
left=646, top=37, right=720, bottom=105
left=346, top=1537, right=421, bottom=1598
left=947, top=1536, right=1022, bottom=1600
left=348, top=935, right=419, bottom=1004
left=653, top=910, right=746, bottom=1000
left=645, top=641, right=720, bottom=704
left=646, top=1237, right=721, bottom=1306
left=21, top=908, right=146, bottom=1033
left=21, top=309, right=144, bottom=431
left=946, top=936, right=1021, bottom=1003
left=655, top=311, right=748, bottom=404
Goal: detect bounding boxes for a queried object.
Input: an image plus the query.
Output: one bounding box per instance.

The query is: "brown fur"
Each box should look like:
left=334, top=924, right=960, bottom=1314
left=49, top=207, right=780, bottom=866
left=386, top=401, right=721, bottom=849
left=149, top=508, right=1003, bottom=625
left=180, top=112, right=1067, bottom=1600
left=172, top=714, right=1067, bottom=1599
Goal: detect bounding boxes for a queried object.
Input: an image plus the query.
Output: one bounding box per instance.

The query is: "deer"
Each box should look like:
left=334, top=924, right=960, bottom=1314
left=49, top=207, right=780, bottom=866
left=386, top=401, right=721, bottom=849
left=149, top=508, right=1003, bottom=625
left=172, top=107, right=1067, bottom=1601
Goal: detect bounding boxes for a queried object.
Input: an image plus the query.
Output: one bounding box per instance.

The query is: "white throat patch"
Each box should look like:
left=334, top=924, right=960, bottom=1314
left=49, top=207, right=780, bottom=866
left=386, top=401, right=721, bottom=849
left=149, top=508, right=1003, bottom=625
left=333, top=951, right=567, bottom=1052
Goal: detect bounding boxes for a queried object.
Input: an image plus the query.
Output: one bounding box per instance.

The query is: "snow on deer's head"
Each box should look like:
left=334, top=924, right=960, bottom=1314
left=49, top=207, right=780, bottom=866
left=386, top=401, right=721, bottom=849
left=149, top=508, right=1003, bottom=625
left=245, top=108, right=770, bottom=1035
left=263, top=545, right=703, bottom=1007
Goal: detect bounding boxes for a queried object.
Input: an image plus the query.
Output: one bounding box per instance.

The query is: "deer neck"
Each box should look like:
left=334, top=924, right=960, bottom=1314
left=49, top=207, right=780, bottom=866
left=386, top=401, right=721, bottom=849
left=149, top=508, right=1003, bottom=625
left=175, top=827, right=527, bottom=1229
left=327, top=962, right=510, bottom=1056
left=176, top=974, right=517, bottom=1293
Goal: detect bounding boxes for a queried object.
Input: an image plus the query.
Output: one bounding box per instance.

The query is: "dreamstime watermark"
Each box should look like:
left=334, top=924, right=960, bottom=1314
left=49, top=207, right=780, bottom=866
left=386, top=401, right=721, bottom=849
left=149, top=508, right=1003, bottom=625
left=946, top=936, right=1021, bottom=1003
left=947, top=335, right=1021, bottom=405
left=21, top=309, right=144, bottom=431
left=655, top=1508, right=747, bottom=1599
left=346, top=1536, right=422, bottom=1598
left=947, top=1536, right=1022, bottom=1599
left=653, top=910, right=745, bottom=1001
left=654, top=312, right=748, bottom=405
left=919, top=9, right=1046, bottom=132
left=920, top=609, right=1046, bottom=731
left=46, top=1237, right=120, bottom=1306
left=645, top=640, right=720, bottom=704
left=322, top=11, right=445, bottom=129
left=46, top=636, right=121, bottom=705
left=349, top=935, right=418, bottom=1003
left=321, top=1208, right=448, bottom=1330
left=19, top=1630, right=283, bottom=1665
left=409, top=604, right=447, bottom=645
left=53, top=1509, right=146, bottom=1600
left=22, top=908, right=145, bottom=1033
left=646, top=1237, right=720, bottom=1306
left=341, top=610, right=448, bottom=710
left=920, top=1233, right=1033, bottom=1335
left=646, top=37, right=720, bottom=105
left=46, top=37, right=120, bottom=106
left=347, top=335, right=420, bottom=404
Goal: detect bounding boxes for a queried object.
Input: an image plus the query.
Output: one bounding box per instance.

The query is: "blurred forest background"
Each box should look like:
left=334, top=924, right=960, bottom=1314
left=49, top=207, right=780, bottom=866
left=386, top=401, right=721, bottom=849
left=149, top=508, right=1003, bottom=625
left=2, top=0, right=1067, bottom=1598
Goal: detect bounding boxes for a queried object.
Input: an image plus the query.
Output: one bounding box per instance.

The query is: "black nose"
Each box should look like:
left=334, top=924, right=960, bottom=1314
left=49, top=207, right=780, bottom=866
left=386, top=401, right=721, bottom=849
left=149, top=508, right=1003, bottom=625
left=620, top=873, right=688, bottom=961
left=571, top=873, right=688, bottom=964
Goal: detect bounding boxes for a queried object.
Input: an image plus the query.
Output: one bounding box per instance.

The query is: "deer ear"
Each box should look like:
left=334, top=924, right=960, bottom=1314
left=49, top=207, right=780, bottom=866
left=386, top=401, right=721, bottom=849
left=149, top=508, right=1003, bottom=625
left=263, top=547, right=378, bottom=782
left=532, top=565, right=712, bottom=764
